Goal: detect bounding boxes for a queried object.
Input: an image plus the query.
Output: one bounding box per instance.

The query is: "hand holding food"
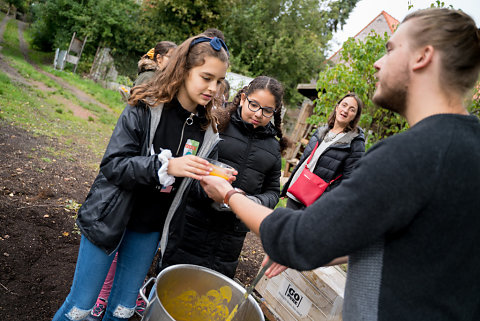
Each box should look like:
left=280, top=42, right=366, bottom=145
left=202, top=158, right=237, bottom=182
left=200, top=175, right=234, bottom=203
left=168, top=155, right=212, bottom=179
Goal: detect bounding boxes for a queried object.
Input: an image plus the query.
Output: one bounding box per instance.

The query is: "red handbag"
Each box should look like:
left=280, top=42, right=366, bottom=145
left=287, top=142, right=342, bottom=206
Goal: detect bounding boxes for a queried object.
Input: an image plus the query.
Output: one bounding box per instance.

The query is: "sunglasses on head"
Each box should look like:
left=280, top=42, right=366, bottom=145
left=190, top=37, right=229, bottom=56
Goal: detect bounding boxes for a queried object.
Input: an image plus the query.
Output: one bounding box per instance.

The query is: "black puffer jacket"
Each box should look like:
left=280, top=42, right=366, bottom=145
left=282, top=125, right=365, bottom=208
left=161, top=107, right=281, bottom=277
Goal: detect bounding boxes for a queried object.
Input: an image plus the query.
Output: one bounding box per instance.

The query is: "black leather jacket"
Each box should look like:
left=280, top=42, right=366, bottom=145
left=76, top=103, right=219, bottom=254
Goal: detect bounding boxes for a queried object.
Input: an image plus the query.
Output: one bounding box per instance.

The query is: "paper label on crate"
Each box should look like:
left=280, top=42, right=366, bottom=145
left=267, top=277, right=312, bottom=317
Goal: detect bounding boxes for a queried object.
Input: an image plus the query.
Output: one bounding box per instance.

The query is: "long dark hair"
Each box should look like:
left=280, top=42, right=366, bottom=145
left=129, top=32, right=229, bottom=133
left=229, top=76, right=291, bottom=153
left=327, top=93, right=363, bottom=132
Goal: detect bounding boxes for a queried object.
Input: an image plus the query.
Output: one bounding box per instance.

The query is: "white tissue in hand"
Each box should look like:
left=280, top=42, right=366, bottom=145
left=157, top=149, right=175, bottom=186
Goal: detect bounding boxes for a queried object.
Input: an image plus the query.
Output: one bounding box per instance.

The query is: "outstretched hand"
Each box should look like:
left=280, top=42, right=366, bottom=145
left=263, top=255, right=288, bottom=278
left=168, top=155, right=212, bottom=180
left=200, top=175, right=234, bottom=203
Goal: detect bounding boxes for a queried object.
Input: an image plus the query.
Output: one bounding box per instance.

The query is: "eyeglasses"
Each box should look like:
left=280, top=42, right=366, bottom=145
left=246, top=97, right=275, bottom=118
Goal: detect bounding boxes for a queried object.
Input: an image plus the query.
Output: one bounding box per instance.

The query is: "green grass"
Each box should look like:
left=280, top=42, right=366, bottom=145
left=49, top=69, right=125, bottom=114
left=2, top=19, right=60, bottom=89
left=0, top=69, right=112, bottom=161
left=275, top=197, right=287, bottom=209
left=0, top=18, right=126, bottom=166
left=22, top=28, right=123, bottom=113
left=22, top=27, right=55, bottom=66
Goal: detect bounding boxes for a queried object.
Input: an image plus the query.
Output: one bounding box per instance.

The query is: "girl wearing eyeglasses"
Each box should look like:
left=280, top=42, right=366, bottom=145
left=160, top=76, right=289, bottom=278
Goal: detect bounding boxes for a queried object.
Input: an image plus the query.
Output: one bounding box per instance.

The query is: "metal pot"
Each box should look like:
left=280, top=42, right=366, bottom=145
left=140, top=264, right=265, bottom=321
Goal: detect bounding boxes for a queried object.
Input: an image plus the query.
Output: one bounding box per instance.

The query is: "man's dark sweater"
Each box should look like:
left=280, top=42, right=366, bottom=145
left=260, top=114, right=480, bottom=320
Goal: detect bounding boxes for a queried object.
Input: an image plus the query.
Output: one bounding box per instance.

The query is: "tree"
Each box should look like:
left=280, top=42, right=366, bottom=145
left=6, top=0, right=30, bottom=13
left=29, top=0, right=359, bottom=90
left=220, top=0, right=359, bottom=104
left=141, top=0, right=231, bottom=43
left=30, top=0, right=142, bottom=74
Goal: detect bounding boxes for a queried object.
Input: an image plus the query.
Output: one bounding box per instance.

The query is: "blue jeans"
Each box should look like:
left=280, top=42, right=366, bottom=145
left=52, top=230, right=160, bottom=321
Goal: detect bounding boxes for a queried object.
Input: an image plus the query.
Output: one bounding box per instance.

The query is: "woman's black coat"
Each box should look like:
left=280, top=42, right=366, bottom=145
left=282, top=125, right=365, bottom=207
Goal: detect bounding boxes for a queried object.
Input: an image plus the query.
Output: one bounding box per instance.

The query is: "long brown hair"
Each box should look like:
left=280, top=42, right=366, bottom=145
left=229, top=76, right=291, bottom=153
left=403, top=8, right=480, bottom=95
left=327, top=93, right=363, bottom=132
left=129, top=33, right=229, bottom=132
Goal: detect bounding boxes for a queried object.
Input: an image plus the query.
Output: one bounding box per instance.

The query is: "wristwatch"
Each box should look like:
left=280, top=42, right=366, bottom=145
left=223, top=188, right=246, bottom=206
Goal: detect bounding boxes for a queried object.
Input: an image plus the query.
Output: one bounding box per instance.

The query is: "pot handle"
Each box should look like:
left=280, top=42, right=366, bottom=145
left=139, top=277, right=156, bottom=305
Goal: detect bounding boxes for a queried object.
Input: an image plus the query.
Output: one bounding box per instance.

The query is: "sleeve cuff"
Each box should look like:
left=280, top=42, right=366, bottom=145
left=157, top=149, right=175, bottom=186
left=247, top=195, right=262, bottom=204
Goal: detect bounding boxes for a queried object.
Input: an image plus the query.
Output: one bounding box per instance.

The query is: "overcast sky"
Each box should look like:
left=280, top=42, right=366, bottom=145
left=327, top=0, right=480, bottom=56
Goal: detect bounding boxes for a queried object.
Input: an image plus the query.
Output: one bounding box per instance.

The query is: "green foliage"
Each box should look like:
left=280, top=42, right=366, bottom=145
left=141, top=0, right=230, bottom=43
left=30, top=0, right=142, bottom=76
left=467, top=85, right=480, bottom=118
left=0, top=18, right=122, bottom=160
left=221, top=0, right=359, bottom=104
left=313, top=32, right=408, bottom=148
left=27, top=0, right=359, bottom=105
left=5, top=0, right=30, bottom=13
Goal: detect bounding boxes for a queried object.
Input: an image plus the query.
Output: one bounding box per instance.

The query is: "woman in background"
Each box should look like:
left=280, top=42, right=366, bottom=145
left=133, top=41, right=177, bottom=86
left=282, top=93, right=365, bottom=210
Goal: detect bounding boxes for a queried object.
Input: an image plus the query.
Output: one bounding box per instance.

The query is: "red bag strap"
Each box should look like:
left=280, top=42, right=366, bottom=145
left=306, top=141, right=319, bottom=165
left=329, top=174, right=342, bottom=184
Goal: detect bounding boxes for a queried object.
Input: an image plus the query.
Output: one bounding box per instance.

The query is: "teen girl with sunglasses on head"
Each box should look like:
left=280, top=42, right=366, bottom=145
left=52, top=33, right=230, bottom=321
left=161, top=76, right=290, bottom=279
left=88, top=40, right=178, bottom=321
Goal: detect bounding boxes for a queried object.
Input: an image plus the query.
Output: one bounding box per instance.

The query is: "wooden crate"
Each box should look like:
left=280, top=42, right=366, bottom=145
left=255, top=266, right=346, bottom=321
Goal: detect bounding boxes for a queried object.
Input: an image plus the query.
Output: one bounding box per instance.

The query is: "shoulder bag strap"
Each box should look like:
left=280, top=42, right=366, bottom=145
left=306, top=142, right=319, bottom=165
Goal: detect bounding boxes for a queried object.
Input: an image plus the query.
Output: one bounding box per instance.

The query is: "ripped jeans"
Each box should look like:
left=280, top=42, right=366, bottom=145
left=52, top=230, right=160, bottom=321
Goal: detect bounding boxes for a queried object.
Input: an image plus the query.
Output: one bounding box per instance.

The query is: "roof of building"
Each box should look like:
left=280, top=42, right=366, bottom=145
left=327, top=10, right=399, bottom=62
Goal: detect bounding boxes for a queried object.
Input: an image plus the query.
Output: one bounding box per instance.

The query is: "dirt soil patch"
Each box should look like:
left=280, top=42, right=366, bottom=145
left=0, top=119, right=266, bottom=320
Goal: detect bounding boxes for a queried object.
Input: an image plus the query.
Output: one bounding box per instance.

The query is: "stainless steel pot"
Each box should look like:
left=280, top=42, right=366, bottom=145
left=140, top=264, right=265, bottom=321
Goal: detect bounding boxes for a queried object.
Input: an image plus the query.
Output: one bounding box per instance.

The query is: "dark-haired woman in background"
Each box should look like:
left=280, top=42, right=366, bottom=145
left=282, top=93, right=365, bottom=210
left=133, top=41, right=177, bottom=86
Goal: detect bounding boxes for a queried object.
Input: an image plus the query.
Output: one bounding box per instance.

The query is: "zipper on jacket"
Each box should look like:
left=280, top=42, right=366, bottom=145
left=237, top=133, right=253, bottom=185
left=176, top=113, right=194, bottom=155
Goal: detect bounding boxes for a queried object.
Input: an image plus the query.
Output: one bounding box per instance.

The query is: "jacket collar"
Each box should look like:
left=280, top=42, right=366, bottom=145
left=137, top=57, right=158, bottom=74
left=316, top=125, right=364, bottom=145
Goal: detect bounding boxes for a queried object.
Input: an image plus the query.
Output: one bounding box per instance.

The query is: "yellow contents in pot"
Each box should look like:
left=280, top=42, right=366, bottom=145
left=225, top=291, right=248, bottom=321
left=162, top=285, right=234, bottom=321
left=225, top=304, right=238, bottom=321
